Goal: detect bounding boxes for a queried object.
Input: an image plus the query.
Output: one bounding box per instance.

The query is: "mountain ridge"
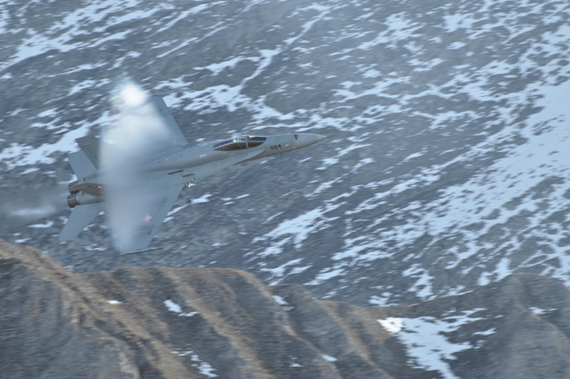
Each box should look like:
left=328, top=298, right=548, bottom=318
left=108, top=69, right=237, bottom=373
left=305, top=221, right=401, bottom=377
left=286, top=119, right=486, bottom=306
left=3, top=239, right=570, bottom=378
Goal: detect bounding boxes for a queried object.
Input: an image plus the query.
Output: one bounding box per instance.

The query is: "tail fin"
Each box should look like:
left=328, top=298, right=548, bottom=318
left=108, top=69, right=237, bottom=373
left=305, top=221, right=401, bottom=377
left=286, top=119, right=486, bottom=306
left=68, top=150, right=97, bottom=181
left=75, top=135, right=101, bottom=169
left=59, top=203, right=104, bottom=241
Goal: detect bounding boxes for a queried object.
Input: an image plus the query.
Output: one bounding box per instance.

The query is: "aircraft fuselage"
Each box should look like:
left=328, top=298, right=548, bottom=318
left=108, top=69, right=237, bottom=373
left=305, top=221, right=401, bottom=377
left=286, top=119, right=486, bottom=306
left=147, top=133, right=322, bottom=178
left=67, top=133, right=324, bottom=208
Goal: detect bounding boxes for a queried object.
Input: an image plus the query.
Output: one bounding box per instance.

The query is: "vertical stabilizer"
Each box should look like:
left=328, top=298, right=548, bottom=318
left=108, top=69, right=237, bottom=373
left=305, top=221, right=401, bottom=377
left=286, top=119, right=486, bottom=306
left=68, top=150, right=97, bottom=181
left=75, top=136, right=101, bottom=169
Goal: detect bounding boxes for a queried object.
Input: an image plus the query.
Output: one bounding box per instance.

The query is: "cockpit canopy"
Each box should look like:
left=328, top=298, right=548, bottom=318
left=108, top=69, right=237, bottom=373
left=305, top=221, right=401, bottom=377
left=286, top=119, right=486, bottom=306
left=214, top=136, right=267, bottom=151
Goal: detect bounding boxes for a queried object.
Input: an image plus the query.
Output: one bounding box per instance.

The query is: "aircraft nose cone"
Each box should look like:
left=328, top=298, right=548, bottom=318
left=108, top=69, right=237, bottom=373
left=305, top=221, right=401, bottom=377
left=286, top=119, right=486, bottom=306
left=295, top=133, right=326, bottom=148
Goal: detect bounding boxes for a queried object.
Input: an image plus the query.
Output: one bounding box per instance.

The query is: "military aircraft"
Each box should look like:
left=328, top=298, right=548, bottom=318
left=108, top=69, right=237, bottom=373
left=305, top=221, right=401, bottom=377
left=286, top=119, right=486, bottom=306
left=59, top=80, right=324, bottom=254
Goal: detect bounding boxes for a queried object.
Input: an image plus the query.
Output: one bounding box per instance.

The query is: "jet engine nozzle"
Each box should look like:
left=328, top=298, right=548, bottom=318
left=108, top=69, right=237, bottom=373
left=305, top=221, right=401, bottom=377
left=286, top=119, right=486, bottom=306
left=66, top=192, right=104, bottom=208
left=68, top=181, right=79, bottom=194
left=67, top=193, right=79, bottom=208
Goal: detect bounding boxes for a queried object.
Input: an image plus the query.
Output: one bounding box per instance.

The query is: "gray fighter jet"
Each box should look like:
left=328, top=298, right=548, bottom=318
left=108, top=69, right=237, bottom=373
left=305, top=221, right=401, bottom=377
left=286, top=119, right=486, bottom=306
left=59, top=81, right=324, bottom=254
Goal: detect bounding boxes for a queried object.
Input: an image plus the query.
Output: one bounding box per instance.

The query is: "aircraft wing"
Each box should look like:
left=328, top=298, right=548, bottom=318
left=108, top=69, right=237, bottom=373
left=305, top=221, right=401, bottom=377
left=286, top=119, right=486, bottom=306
left=100, top=81, right=188, bottom=253
left=150, top=95, right=188, bottom=147
left=105, top=176, right=185, bottom=254
left=102, top=82, right=187, bottom=170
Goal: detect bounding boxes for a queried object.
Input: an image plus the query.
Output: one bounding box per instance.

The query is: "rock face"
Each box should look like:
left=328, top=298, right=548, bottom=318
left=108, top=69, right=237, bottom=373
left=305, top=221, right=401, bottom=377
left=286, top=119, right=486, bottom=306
left=3, top=240, right=570, bottom=379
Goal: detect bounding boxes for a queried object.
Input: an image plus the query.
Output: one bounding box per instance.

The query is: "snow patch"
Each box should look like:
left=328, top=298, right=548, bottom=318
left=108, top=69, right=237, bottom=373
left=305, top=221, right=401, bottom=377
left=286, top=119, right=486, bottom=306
left=172, top=347, right=217, bottom=377
left=273, top=295, right=294, bottom=311
left=164, top=300, right=197, bottom=317
left=322, top=354, right=337, bottom=362
left=378, top=309, right=488, bottom=379
left=378, top=317, right=403, bottom=334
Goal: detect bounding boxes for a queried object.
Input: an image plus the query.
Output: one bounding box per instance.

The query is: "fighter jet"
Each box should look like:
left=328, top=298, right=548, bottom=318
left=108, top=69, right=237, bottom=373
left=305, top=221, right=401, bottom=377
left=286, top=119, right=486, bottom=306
left=59, top=80, right=324, bottom=254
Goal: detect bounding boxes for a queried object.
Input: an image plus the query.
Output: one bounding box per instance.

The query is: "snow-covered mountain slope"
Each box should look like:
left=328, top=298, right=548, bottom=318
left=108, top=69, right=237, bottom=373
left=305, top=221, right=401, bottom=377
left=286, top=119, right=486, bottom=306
left=1, top=0, right=569, bottom=306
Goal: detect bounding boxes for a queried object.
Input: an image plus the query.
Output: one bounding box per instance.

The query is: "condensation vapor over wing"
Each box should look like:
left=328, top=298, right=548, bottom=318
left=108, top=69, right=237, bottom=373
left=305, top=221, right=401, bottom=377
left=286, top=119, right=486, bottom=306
left=99, top=80, right=174, bottom=253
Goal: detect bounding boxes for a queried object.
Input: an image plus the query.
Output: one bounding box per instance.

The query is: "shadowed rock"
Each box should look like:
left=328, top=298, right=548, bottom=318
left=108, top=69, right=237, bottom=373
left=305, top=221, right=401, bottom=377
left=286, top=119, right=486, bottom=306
left=2, top=239, right=570, bottom=378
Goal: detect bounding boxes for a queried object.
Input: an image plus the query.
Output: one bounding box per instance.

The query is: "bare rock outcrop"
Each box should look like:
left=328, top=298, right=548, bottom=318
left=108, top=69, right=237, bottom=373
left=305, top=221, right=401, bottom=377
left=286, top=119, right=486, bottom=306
left=0, top=241, right=397, bottom=379
left=2, top=239, right=570, bottom=379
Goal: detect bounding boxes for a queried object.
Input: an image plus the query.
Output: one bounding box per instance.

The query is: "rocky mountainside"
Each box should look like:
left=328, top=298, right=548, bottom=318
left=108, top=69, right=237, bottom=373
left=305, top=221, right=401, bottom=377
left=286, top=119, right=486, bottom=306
left=3, top=239, right=570, bottom=379
left=1, top=0, right=570, bottom=312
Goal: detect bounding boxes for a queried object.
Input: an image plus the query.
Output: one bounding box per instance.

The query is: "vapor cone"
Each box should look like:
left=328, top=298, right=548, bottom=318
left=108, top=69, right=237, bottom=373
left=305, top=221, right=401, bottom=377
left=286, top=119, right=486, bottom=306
left=99, top=80, right=173, bottom=253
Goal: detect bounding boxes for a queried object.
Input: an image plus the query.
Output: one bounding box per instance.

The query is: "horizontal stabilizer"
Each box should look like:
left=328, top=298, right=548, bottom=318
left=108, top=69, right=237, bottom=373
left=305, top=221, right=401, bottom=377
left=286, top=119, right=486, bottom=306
left=59, top=203, right=104, bottom=242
